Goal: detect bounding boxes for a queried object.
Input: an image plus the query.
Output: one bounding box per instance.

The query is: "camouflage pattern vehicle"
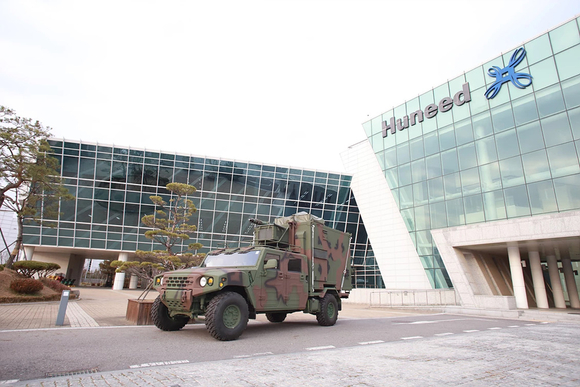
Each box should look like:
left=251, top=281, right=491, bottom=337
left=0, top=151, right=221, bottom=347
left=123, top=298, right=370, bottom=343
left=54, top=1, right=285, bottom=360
left=150, top=213, right=353, bottom=341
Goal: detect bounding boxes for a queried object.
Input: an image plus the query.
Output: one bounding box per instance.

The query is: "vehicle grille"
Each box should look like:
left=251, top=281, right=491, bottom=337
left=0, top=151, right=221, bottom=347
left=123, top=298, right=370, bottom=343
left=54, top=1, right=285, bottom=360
left=166, top=276, right=194, bottom=289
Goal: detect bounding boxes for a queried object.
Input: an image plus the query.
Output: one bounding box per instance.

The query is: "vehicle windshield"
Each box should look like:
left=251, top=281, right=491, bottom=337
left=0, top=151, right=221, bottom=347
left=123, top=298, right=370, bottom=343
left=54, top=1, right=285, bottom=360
left=203, top=250, right=261, bottom=267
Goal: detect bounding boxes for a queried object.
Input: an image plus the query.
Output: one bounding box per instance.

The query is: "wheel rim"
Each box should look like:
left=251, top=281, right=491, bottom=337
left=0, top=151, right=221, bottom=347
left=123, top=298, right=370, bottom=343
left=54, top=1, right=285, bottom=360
left=327, top=302, right=336, bottom=319
left=223, top=304, right=241, bottom=328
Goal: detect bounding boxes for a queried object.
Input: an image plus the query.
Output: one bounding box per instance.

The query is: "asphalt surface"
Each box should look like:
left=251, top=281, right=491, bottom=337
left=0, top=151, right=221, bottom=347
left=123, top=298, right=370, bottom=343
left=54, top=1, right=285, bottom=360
left=1, top=287, right=579, bottom=386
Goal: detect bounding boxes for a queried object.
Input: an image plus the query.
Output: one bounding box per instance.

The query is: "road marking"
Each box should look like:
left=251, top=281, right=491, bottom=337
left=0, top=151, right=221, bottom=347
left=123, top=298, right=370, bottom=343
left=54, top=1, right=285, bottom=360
left=434, top=332, right=454, bottom=336
left=463, top=330, right=479, bottom=333
left=401, top=336, right=423, bottom=340
left=508, top=325, right=519, bottom=328
left=306, top=345, right=336, bottom=351
left=0, top=380, right=19, bottom=384
left=525, top=323, right=536, bottom=326
left=359, top=340, right=385, bottom=345
left=129, top=360, right=189, bottom=369
left=488, top=327, right=502, bottom=330
left=392, top=318, right=490, bottom=325
left=234, top=352, right=274, bottom=358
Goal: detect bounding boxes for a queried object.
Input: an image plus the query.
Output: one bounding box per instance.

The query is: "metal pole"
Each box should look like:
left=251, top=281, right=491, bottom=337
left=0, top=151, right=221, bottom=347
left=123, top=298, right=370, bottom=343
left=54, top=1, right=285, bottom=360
left=55, top=290, right=70, bottom=326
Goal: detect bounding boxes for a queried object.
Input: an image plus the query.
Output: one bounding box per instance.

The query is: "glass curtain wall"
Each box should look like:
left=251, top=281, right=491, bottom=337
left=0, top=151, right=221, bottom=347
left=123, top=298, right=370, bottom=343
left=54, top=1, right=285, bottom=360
left=363, top=17, right=580, bottom=288
left=23, top=140, right=383, bottom=289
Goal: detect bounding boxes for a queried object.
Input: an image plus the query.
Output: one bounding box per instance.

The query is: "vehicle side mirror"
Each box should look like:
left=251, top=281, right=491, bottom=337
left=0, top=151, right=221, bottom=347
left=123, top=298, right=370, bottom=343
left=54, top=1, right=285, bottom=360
left=264, top=259, right=278, bottom=270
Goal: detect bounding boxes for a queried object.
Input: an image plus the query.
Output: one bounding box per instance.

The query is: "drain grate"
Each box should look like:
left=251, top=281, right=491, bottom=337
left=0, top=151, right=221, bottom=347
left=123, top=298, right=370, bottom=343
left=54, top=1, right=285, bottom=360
left=46, top=368, right=99, bottom=378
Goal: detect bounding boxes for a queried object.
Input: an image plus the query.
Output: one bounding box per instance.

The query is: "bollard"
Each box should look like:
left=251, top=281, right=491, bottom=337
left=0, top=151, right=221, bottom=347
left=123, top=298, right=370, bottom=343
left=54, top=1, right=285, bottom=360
left=55, top=290, right=70, bottom=326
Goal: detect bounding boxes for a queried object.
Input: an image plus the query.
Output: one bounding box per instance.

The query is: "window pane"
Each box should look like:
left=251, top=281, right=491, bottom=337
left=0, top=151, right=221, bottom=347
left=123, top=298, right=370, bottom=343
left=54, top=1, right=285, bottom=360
left=499, top=156, right=525, bottom=187
left=446, top=197, right=464, bottom=227
left=426, top=154, right=442, bottom=179
left=541, top=112, right=573, bottom=147
left=549, top=20, right=580, bottom=54
left=411, top=159, right=426, bottom=183
left=516, top=120, right=545, bottom=154
left=430, top=201, right=447, bottom=229
left=473, top=112, right=493, bottom=139
left=439, top=125, right=456, bottom=151
left=424, top=131, right=440, bottom=156
left=476, top=136, right=498, bottom=164
left=483, top=190, right=507, bottom=221
left=512, top=94, right=538, bottom=125
left=495, top=129, right=520, bottom=160
left=466, top=66, right=486, bottom=90
left=555, top=44, right=580, bottom=81
left=504, top=185, right=531, bottom=218
left=455, top=119, right=474, bottom=146
left=460, top=167, right=481, bottom=195
left=561, top=75, right=580, bottom=109
left=522, top=149, right=551, bottom=183
left=398, top=164, right=412, bottom=186
left=413, top=181, right=428, bottom=206
left=480, top=162, right=502, bottom=192
left=547, top=142, right=580, bottom=178
left=414, top=205, right=430, bottom=230
left=399, top=185, right=413, bottom=209
left=441, top=149, right=459, bottom=175
left=410, top=138, right=424, bottom=161
left=525, top=34, right=552, bottom=65
left=529, top=57, right=559, bottom=90
left=464, top=194, right=485, bottom=224
left=443, top=172, right=461, bottom=199
left=428, top=177, right=444, bottom=202
left=554, top=173, right=580, bottom=210
left=397, top=143, right=410, bottom=165
left=536, top=84, right=566, bottom=118
left=458, top=143, right=478, bottom=170
left=491, top=103, right=515, bottom=133
left=570, top=106, right=580, bottom=140
left=527, top=180, right=558, bottom=215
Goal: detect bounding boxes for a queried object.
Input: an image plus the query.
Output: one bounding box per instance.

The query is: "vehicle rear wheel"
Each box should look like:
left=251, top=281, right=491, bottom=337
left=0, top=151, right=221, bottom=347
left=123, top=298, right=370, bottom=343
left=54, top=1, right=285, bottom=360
left=151, top=296, right=189, bottom=331
left=266, top=312, right=287, bottom=323
left=205, top=292, right=249, bottom=341
left=316, top=293, right=338, bottom=326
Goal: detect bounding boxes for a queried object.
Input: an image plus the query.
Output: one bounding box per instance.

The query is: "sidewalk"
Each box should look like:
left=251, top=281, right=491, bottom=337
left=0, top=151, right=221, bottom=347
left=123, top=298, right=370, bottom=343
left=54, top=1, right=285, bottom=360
left=0, top=287, right=432, bottom=331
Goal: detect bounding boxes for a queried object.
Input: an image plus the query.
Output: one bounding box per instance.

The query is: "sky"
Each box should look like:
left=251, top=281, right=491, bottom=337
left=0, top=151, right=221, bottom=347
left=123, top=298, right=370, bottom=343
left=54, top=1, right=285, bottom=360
left=1, top=0, right=580, bottom=173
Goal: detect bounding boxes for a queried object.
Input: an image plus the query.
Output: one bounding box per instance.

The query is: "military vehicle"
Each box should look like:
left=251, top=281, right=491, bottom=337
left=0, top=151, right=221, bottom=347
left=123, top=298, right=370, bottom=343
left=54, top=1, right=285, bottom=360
left=150, top=213, right=353, bottom=341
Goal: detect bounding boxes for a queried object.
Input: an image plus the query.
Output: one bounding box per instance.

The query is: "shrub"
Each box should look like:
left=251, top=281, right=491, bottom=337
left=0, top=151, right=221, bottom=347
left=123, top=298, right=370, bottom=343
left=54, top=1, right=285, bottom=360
left=40, top=277, right=71, bottom=292
left=13, top=261, right=61, bottom=278
left=10, top=278, right=44, bottom=294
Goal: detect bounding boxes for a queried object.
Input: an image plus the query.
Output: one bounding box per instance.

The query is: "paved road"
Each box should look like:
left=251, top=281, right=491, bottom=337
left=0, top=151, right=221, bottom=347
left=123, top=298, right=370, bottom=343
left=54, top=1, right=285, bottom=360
left=3, top=314, right=579, bottom=386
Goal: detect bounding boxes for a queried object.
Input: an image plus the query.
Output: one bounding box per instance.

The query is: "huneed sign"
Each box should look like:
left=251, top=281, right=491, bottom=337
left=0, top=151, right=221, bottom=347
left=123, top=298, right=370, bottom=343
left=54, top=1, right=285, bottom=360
left=382, top=83, right=471, bottom=138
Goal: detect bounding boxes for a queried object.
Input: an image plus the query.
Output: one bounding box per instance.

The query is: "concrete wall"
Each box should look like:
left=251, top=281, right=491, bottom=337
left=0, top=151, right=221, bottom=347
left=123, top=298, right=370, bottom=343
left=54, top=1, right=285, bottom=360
left=346, top=288, right=458, bottom=307
left=341, top=141, right=432, bottom=290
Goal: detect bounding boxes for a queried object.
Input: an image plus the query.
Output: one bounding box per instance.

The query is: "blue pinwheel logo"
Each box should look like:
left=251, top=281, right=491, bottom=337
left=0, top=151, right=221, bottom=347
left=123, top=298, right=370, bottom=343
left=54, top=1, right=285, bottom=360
left=484, top=47, right=533, bottom=99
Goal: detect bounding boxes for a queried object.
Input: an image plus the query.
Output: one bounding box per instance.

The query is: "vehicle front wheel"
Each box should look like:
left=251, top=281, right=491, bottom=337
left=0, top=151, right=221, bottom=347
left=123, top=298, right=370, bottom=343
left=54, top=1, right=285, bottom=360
left=151, top=296, right=189, bottom=331
left=316, top=293, right=338, bottom=326
left=266, top=312, right=287, bottom=323
left=205, top=292, right=249, bottom=341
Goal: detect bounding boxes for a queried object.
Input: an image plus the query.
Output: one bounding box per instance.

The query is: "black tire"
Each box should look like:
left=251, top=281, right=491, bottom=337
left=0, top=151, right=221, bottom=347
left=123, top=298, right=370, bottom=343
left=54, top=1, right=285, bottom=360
left=205, top=292, right=249, bottom=341
left=316, top=293, right=338, bottom=326
left=266, top=312, right=287, bottom=323
left=151, top=296, right=189, bottom=331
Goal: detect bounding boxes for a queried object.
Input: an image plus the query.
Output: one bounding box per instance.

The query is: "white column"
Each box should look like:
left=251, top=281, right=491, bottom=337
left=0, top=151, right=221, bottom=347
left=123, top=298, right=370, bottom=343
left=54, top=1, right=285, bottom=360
left=561, top=256, right=580, bottom=309
left=112, top=252, right=129, bottom=290
left=528, top=250, right=549, bottom=309
left=23, top=246, right=35, bottom=260
left=546, top=254, right=566, bottom=309
left=129, top=274, right=138, bottom=289
left=507, top=243, right=528, bottom=309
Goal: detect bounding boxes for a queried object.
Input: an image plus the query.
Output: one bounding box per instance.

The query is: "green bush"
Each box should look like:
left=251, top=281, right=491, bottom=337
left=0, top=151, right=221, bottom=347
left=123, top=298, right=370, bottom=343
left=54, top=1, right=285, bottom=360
left=10, top=278, right=44, bottom=294
left=13, top=261, right=61, bottom=278
left=40, top=277, right=70, bottom=292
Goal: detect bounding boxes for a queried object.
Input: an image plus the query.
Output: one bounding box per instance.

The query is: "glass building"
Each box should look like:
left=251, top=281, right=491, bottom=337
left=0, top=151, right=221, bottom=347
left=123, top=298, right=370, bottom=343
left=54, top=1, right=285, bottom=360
left=343, top=16, right=580, bottom=309
left=22, top=139, right=382, bottom=289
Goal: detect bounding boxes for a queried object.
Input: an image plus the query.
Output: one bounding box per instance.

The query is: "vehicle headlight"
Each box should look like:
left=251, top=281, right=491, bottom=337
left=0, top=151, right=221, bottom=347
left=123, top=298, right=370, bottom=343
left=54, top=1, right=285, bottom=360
left=155, top=276, right=163, bottom=286
left=200, top=277, right=207, bottom=287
